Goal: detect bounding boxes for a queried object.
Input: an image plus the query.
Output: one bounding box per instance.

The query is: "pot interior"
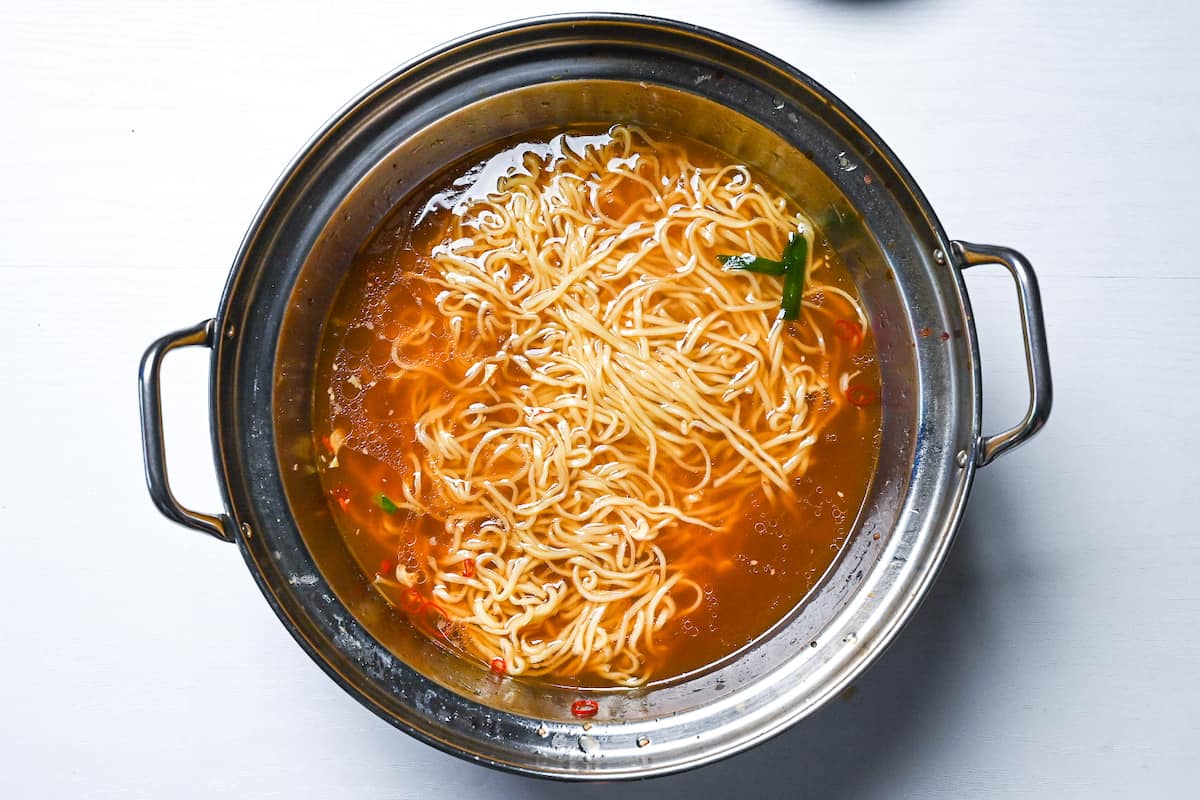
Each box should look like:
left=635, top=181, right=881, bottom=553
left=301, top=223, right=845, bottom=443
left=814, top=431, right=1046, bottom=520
left=278, top=78, right=909, bottom=717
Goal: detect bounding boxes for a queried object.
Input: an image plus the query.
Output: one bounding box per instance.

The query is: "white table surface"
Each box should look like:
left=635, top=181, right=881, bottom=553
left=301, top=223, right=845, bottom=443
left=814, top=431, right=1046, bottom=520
left=2, top=1, right=1197, bottom=796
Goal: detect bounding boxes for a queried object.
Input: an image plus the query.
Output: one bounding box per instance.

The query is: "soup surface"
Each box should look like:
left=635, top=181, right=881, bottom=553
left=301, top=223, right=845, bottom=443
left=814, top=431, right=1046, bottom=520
left=312, top=125, right=882, bottom=687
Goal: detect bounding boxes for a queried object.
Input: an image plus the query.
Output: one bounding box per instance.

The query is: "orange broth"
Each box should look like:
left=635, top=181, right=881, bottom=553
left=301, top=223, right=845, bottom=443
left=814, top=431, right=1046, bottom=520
left=312, top=128, right=882, bottom=687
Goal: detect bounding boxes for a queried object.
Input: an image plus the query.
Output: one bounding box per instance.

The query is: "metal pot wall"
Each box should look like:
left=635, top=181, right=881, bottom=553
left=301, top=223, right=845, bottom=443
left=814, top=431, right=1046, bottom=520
left=138, top=14, right=1051, bottom=779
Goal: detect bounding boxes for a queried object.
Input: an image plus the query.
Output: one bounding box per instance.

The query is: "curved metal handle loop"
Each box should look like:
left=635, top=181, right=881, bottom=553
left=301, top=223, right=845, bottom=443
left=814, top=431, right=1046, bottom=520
left=953, top=241, right=1053, bottom=466
left=138, top=319, right=233, bottom=542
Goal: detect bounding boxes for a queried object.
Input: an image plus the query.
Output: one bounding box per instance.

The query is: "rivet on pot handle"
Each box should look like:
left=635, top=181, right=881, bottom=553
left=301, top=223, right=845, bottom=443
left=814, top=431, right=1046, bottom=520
left=138, top=319, right=234, bottom=542
left=952, top=241, right=1053, bottom=466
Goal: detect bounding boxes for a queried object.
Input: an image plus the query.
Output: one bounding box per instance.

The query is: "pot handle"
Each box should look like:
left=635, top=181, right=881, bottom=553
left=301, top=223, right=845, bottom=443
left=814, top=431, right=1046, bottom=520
left=952, top=241, right=1053, bottom=466
left=138, top=319, right=234, bottom=542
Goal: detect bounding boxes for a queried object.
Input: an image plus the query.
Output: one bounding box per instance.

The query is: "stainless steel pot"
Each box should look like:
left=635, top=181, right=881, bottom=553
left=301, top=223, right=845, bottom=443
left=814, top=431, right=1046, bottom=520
left=138, top=14, right=1051, bottom=779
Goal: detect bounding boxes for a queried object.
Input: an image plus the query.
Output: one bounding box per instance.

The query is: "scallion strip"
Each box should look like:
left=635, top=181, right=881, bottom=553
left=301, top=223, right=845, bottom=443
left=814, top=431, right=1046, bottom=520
left=718, top=254, right=787, bottom=276
left=779, top=233, right=809, bottom=320
left=716, top=227, right=811, bottom=318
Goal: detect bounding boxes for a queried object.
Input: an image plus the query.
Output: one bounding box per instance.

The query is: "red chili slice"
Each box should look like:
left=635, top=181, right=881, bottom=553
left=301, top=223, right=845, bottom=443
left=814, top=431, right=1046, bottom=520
left=846, top=385, right=878, bottom=407
left=329, top=485, right=351, bottom=510
left=421, top=602, right=453, bottom=639
left=490, top=657, right=506, bottom=675
left=832, top=319, right=862, bottom=350
left=571, top=699, right=599, bottom=718
left=400, top=588, right=424, bottom=614
left=461, top=558, right=477, bottom=578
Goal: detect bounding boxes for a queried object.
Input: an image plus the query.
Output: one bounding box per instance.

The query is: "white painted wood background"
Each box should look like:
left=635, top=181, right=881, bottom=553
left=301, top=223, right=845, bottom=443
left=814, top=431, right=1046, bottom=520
left=2, top=1, right=1197, bottom=796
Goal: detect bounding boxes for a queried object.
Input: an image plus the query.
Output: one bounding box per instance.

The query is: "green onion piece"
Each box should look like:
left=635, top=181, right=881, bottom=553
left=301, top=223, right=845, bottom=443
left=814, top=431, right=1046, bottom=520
left=779, top=233, right=809, bottom=320
left=781, top=231, right=809, bottom=270
left=718, top=228, right=811, bottom=319
left=374, top=493, right=399, bottom=514
left=718, top=254, right=787, bottom=276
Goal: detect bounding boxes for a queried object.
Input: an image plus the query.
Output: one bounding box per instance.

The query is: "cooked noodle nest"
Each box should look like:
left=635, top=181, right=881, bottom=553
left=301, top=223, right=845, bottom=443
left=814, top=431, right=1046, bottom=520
left=351, top=125, right=867, bottom=685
